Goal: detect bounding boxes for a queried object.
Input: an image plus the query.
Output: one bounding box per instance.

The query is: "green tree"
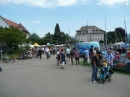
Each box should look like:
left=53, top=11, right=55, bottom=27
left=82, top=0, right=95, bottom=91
left=115, top=27, right=126, bottom=42
left=107, top=31, right=116, bottom=43
left=30, top=33, right=40, bottom=42
left=99, top=40, right=104, bottom=44
left=0, top=27, right=27, bottom=53
left=0, top=27, right=26, bottom=44
left=53, top=23, right=61, bottom=41
left=42, top=32, right=53, bottom=45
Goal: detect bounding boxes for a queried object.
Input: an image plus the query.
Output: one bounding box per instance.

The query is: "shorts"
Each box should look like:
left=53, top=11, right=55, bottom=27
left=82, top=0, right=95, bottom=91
left=75, top=57, right=79, bottom=60
left=66, top=54, right=70, bottom=58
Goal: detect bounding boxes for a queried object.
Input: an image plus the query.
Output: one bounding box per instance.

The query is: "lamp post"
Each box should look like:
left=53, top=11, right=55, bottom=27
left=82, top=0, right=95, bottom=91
left=105, top=14, right=107, bottom=49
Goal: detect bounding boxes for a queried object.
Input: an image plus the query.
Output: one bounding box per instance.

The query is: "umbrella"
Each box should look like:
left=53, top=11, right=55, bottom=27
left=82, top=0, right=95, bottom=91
left=33, top=43, right=39, bottom=47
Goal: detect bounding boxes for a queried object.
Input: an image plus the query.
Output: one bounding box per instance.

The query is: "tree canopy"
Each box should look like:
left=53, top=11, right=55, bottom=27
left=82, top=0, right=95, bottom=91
left=0, top=27, right=26, bottom=46
left=30, top=33, right=40, bottom=42
left=115, top=27, right=126, bottom=37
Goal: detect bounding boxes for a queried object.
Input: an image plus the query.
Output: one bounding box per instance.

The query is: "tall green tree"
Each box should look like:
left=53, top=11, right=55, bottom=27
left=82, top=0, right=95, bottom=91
left=53, top=23, right=61, bottom=41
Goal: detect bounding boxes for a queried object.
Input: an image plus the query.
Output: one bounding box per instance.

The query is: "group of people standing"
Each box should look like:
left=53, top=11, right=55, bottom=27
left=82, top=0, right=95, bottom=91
left=35, top=47, right=57, bottom=59
left=56, top=47, right=80, bottom=69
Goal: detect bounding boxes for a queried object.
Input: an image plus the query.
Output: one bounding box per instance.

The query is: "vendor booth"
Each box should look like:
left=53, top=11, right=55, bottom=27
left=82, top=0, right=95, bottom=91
left=32, top=43, right=40, bottom=57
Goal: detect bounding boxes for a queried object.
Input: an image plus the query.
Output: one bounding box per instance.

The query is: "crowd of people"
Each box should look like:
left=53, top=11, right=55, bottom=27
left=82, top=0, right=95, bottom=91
left=30, top=45, right=130, bottom=83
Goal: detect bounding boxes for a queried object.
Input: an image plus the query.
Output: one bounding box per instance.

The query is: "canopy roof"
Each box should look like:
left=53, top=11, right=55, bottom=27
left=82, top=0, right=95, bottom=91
left=33, top=43, right=39, bottom=46
left=46, top=44, right=54, bottom=47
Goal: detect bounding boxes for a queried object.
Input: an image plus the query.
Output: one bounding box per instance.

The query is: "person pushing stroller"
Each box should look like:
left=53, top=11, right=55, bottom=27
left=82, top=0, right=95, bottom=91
left=97, top=58, right=111, bottom=84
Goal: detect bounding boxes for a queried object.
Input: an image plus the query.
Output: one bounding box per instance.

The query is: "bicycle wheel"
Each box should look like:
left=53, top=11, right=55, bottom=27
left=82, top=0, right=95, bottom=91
left=10, top=58, right=15, bottom=63
left=4, top=58, right=9, bottom=63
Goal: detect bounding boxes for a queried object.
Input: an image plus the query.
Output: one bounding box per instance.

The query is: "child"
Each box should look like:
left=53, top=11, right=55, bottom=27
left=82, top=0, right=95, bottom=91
left=114, top=51, right=120, bottom=65
left=56, top=49, right=60, bottom=66
left=101, top=58, right=110, bottom=74
left=102, top=58, right=107, bottom=69
left=60, top=49, right=66, bottom=69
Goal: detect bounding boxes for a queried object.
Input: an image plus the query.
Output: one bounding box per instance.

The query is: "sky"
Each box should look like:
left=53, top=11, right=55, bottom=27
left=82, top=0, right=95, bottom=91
left=0, top=0, right=130, bottom=37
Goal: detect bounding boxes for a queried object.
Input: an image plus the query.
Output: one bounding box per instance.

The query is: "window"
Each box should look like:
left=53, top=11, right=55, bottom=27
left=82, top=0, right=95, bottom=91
left=88, top=28, right=92, bottom=33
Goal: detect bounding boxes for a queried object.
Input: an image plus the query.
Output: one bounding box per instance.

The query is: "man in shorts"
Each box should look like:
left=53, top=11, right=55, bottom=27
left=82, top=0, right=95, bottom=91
left=66, top=47, right=70, bottom=59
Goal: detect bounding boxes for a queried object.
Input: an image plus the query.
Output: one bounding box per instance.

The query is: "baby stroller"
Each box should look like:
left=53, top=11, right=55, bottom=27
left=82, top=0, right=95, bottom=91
left=97, top=66, right=111, bottom=84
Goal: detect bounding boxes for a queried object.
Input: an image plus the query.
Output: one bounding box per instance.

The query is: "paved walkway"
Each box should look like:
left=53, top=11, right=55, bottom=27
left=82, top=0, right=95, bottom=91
left=0, top=54, right=130, bottom=97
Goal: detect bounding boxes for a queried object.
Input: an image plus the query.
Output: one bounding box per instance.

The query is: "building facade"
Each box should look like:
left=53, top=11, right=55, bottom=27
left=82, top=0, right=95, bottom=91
left=0, top=16, right=30, bottom=38
left=76, top=26, right=104, bottom=42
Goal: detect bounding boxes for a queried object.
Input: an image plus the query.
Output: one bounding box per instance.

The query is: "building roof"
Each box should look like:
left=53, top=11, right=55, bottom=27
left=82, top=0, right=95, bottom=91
left=78, top=25, right=103, bottom=31
left=0, top=16, right=29, bottom=34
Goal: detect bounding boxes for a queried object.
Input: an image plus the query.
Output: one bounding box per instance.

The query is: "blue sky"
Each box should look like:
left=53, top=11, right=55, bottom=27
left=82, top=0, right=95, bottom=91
left=0, top=0, right=130, bottom=37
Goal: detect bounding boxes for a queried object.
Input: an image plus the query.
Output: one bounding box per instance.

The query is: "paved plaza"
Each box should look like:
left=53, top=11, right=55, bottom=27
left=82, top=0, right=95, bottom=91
left=0, top=54, right=130, bottom=97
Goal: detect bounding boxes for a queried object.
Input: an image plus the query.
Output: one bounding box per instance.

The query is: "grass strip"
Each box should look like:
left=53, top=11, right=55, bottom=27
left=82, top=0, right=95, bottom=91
left=79, top=60, right=130, bottom=76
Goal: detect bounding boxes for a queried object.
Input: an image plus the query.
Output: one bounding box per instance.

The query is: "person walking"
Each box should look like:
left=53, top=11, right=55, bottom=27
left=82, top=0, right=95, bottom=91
left=38, top=47, right=42, bottom=59
left=89, top=45, right=94, bottom=60
left=36, top=47, right=39, bottom=58
left=91, top=51, right=100, bottom=82
left=70, top=48, right=74, bottom=65
left=56, top=49, right=60, bottom=66
left=60, top=49, right=66, bottom=69
left=74, top=48, right=80, bottom=65
left=45, top=47, right=49, bottom=59
left=83, top=48, right=89, bottom=65
left=66, top=47, right=70, bottom=60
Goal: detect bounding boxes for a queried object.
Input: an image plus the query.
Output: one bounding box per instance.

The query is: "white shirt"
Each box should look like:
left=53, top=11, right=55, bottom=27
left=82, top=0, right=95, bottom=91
left=66, top=48, right=70, bottom=54
left=45, top=48, right=49, bottom=52
left=41, top=48, right=44, bottom=51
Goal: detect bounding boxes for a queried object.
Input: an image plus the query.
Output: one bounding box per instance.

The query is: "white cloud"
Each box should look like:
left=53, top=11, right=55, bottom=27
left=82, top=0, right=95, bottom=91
left=97, top=0, right=130, bottom=6
left=0, top=0, right=129, bottom=8
left=32, top=20, right=41, bottom=23
left=0, top=0, right=90, bottom=8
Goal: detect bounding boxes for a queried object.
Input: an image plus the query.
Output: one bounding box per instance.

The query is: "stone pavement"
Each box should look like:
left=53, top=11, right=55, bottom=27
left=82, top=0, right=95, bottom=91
left=0, top=54, right=130, bottom=97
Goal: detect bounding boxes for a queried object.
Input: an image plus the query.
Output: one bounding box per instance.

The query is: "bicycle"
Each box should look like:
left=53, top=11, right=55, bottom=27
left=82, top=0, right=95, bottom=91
left=0, top=53, right=9, bottom=63
left=0, top=54, right=15, bottom=63
left=8, top=55, right=15, bottom=63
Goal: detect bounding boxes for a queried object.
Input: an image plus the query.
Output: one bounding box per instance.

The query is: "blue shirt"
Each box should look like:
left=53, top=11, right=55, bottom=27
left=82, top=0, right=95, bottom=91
left=84, top=49, right=89, bottom=57
left=104, top=53, right=114, bottom=65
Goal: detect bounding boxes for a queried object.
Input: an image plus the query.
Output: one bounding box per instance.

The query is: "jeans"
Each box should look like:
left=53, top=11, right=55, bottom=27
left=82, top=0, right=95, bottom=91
left=126, top=63, right=130, bottom=73
left=46, top=52, right=49, bottom=59
left=92, top=65, right=98, bottom=81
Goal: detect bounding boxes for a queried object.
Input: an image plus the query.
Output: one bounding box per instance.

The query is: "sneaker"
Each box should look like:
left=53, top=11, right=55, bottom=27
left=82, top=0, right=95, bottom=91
left=93, top=81, right=96, bottom=82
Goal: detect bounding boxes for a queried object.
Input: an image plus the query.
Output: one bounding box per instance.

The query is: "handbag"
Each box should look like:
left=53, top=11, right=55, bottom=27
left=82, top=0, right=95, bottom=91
left=56, top=57, right=58, bottom=59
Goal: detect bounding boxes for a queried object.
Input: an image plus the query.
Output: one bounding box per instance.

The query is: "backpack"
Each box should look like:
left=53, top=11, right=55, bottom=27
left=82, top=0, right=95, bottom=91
left=127, top=51, right=130, bottom=59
